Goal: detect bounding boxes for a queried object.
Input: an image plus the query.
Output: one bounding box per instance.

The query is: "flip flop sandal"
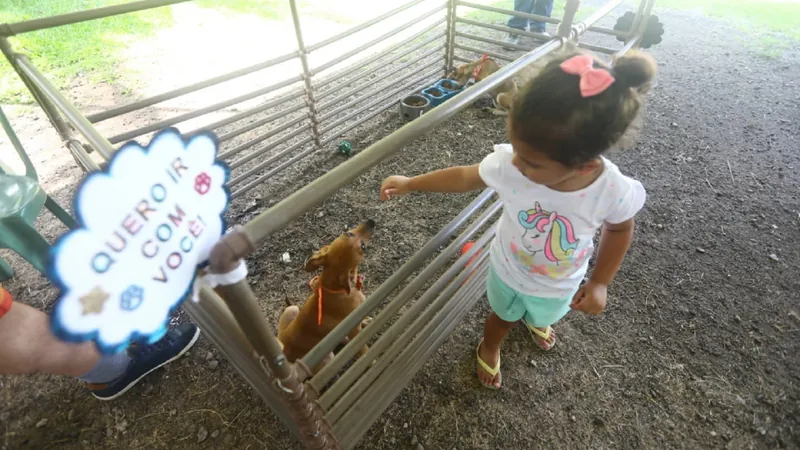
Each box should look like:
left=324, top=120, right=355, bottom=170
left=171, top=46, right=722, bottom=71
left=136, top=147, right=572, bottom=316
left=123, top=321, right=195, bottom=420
left=476, top=340, right=502, bottom=390
left=525, top=323, right=556, bottom=351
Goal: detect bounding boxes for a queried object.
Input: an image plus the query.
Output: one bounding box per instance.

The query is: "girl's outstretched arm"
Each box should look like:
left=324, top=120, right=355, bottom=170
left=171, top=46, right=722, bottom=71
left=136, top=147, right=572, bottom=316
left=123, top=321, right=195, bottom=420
left=380, top=164, right=485, bottom=200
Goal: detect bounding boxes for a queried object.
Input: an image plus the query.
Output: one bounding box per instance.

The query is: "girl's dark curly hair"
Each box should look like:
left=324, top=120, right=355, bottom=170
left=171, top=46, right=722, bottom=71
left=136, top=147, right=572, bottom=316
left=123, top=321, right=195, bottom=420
left=510, top=50, right=657, bottom=167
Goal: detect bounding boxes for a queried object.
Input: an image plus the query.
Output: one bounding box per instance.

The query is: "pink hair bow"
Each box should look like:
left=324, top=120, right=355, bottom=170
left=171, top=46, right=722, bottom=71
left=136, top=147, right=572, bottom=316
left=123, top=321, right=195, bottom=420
left=560, top=55, right=615, bottom=97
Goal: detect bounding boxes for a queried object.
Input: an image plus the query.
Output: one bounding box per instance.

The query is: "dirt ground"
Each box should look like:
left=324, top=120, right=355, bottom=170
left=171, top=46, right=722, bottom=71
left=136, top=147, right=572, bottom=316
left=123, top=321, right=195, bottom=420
left=2, top=3, right=800, bottom=450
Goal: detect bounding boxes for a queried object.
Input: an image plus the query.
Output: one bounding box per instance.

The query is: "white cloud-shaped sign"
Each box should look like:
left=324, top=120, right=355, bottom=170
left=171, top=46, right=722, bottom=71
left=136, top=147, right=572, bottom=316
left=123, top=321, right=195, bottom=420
left=49, top=128, right=229, bottom=354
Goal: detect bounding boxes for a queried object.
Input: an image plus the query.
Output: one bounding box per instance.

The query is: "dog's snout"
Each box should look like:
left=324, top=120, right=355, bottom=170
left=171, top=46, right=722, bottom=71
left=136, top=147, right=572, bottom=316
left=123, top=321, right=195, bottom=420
left=351, top=219, right=375, bottom=239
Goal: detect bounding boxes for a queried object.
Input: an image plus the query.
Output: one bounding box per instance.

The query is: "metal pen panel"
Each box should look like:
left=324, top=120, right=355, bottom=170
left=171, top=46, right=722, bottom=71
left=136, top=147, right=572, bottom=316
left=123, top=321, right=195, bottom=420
left=228, top=123, right=312, bottom=174
left=230, top=137, right=315, bottom=199
left=455, top=30, right=536, bottom=53
left=240, top=39, right=562, bottom=246
left=456, top=0, right=561, bottom=25
left=88, top=51, right=299, bottom=123
left=318, top=64, right=442, bottom=134
left=289, top=0, right=322, bottom=149
left=335, top=253, right=491, bottom=446
left=229, top=135, right=314, bottom=189
left=316, top=44, right=445, bottom=114
left=218, top=103, right=307, bottom=144
left=337, top=268, right=488, bottom=448
left=0, top=0, right=190, bottom=36
left=314, top=22, right=445, bottom=93
left=13, top=54, right=116, bottom=159
left=307, top=0, right=431, bottom=52
left=587, top=25, right=629, bottom=38
left=183, top=90, right=306, bottom=137
left=219, top=116, right=308, bottom=161
left=312, top=9, right=446, bottom=75
left=184, top=289, right=300, bottom=439
left=318, top=69, right=441, bottom=145
left=107, top=75, right=304, bottom=144
left=444, top=0, right=457, bottom=72
left=231, top=67, right=438, bottom=197
left=455, top=17, right=551, bottom=41
left=452, top=43, right=515, bottom=62
left=306, top=189, right=495, bottom=377
left=570, top=0, right=624, bottom=38
left=578, top=42, right=620, bottom=54
left=313, top=203, right=501, bottom=396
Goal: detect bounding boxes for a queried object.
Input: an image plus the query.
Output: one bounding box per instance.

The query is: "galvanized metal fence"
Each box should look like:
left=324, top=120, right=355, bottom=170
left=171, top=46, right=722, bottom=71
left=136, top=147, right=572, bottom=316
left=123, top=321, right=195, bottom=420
left=0, top=0, right=656, bottom=448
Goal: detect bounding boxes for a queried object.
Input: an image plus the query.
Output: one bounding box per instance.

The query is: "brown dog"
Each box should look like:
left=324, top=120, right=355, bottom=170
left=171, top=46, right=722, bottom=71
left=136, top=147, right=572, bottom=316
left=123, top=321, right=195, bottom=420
left=277, top=220, right=375, bottom=372
left=450, top=50, right=564, bottom=115
left=451, top=57, right=518, bottom=115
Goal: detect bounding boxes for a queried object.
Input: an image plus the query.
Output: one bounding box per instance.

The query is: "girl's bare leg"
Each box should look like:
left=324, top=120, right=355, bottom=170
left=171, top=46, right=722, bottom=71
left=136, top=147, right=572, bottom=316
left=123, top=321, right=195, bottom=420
left=477, top=312, right=516, bottom=388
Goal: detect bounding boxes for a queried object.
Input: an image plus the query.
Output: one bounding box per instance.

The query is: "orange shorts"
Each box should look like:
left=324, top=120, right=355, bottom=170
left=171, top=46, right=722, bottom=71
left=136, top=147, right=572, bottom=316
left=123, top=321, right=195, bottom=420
left=0, top=287, right=12, bottom=319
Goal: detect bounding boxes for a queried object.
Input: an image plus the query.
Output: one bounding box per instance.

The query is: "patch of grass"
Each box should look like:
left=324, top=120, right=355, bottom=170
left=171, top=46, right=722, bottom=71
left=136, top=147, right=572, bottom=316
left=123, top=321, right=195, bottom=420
left=306, top=7, right=359, bottom=25
left=657, top=0, right=800, bottom=39
left=305, top=0, right=412, bottom=25
left=192, top=0, right=357, bottom=24
left=193, top=0, right=287, bottom=20
left=0, top=0, right=173, bottom=104
left=743, top=34, right=793, bottom=59
left=463, top=0, right=596, bottom=25
left=658, top=0, right=800, bottom=57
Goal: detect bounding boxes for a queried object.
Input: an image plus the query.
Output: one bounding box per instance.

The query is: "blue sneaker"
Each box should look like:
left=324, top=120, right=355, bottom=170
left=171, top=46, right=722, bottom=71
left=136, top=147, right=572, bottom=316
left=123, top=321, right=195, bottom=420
left=87, top=323, right=201, bottom=401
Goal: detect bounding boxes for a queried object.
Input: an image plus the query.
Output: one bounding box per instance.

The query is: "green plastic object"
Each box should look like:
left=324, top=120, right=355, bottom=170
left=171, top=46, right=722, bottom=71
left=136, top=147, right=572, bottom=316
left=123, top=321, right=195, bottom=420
left=337, top=140, right=352, bottom=156
left=0, top=106, right=78, bottom=281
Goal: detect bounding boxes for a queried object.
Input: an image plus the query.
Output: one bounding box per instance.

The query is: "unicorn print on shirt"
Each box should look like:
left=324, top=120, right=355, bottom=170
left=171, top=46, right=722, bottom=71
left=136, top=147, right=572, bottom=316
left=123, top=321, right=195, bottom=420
left=509, top=202, right=587, bottom=278
left=518, top=202, right=579, bottom=262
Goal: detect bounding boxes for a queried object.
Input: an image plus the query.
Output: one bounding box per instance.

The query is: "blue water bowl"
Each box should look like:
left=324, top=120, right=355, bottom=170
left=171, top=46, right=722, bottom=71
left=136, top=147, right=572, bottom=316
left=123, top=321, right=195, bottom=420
left=436, top=78, right=463, bottom=98
left=422, top=86, right=447, bottom=107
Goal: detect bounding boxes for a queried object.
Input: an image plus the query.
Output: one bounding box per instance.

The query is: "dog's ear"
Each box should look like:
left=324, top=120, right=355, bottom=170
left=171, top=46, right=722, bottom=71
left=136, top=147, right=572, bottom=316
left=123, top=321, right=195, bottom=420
left=304, top=246, right=329, bottom=272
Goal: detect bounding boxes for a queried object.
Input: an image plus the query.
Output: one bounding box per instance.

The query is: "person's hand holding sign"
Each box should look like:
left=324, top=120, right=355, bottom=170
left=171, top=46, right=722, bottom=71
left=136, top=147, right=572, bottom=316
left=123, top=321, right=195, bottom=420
left=50, top=129, right=231, bottom=354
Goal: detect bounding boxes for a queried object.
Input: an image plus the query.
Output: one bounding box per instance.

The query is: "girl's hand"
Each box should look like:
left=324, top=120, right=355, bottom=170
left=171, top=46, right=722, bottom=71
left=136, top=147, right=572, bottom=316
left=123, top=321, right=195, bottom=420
left=380, top=176, right=411, bottom=200
left=380, top=165, right=485, bottom=200
left=570, top=280, right=607, bottom=315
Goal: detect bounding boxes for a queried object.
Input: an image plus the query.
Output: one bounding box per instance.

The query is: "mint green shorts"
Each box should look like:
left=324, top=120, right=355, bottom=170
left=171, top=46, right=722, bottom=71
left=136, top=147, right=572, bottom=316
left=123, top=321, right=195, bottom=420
left=486, top=265, right=574, bottom=327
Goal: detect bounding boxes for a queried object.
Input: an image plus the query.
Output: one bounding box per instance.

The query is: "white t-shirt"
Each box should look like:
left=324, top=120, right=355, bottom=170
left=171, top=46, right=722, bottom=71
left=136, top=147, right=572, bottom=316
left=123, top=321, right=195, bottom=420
left=479, top=144, right=646, bottom=298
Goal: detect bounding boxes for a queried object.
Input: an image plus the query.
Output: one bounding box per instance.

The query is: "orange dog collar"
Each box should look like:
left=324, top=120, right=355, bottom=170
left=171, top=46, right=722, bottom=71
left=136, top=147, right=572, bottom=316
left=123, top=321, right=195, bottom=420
left=309, top=276, right=347, bottom=326
left=468, top=54, right=489, bottom=85
left=0, top=287, right=13, bottom=319
left=309, top=275, right=364, bottom=326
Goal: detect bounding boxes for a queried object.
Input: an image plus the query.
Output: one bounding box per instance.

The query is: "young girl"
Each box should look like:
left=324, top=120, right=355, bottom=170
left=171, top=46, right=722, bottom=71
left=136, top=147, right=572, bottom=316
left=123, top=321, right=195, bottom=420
left=379, top=50, right=656, bottom=389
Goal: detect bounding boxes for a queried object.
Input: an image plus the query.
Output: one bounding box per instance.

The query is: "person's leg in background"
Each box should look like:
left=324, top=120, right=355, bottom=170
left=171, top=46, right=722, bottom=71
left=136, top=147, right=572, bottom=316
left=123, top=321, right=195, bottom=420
left=529, top=0, right=555, bottom=33
left=0, top=287, right=199, bottom=401
left=507, top=0, right=535, bottom=31
left=505, top=0, right=535, bottom=47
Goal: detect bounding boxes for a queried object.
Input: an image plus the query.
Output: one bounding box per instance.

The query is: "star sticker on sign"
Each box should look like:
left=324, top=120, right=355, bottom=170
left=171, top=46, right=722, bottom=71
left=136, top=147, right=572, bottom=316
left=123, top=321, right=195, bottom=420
left=79, top=286, right=110, bottom=315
